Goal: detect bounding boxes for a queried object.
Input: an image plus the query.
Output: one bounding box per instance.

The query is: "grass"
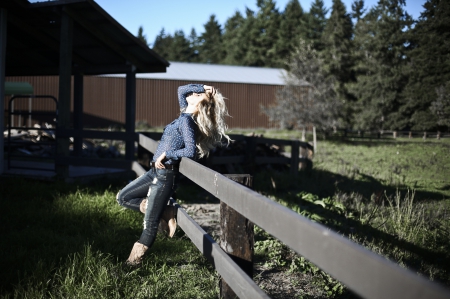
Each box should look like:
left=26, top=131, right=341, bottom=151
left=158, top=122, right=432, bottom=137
left=1, top=130, right=450, bottom=298
left=0, top=178, right=218, bottom=299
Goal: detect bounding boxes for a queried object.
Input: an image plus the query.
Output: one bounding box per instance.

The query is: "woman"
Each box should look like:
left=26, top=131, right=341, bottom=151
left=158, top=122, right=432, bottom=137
left=116, top=83, right=230, bottom=266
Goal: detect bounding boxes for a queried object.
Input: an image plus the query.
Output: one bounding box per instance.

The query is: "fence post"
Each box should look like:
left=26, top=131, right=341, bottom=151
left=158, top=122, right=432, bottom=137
left=291, top=140, right=300, bottom=175
left=220, top=174, right=254, bottom=299
left=437, top=131, right=441, bottom=140
left=244, top=136, right=256, bottom=174
left=313, top=126, right=317, bottom=153
left=423, top=131, right=427, bottom=140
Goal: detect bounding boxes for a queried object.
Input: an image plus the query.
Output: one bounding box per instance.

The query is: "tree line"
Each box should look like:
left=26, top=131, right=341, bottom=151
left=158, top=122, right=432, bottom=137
left=137, top=0, right=450, bottom=132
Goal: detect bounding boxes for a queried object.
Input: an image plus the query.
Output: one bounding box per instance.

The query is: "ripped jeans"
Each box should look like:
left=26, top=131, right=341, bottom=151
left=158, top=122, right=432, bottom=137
left=116, top=167, right=179, bottom=247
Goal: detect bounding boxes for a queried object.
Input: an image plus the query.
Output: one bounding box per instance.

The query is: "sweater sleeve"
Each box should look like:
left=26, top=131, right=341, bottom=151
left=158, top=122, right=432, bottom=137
left=177, top=84, right=205, bottom=110
left=165, top=116, right=197, bottom=160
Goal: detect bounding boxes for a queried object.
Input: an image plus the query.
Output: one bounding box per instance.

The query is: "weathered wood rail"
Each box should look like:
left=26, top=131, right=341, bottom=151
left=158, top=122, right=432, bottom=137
left=136, top=133, right=450, bottom=299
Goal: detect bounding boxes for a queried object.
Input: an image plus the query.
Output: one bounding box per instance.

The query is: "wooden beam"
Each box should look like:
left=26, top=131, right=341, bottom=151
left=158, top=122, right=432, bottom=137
left=56, top=9, right=73, bottom=178
left=7, top=12, right=89, bottom=66
left=220, top=174, right=254, bottom=299
left=125, top=70, right=136, bottom=160
left=73, top=72, right=83, bottom=157
left=63, top=6, right=150, bottom=72
left=0, top=8, right=7, bottom=175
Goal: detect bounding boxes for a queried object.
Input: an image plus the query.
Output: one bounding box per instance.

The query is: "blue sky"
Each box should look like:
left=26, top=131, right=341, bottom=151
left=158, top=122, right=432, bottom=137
left=92, top=0, right=426, bottom=46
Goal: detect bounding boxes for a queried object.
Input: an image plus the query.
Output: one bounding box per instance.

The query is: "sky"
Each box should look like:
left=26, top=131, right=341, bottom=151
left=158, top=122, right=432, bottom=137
left=90, top=0, right=426, bottom=46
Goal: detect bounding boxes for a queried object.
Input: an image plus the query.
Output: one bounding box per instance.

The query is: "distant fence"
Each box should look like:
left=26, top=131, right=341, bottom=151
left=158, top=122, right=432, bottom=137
left=329, top=129, right=450, bottom=140
left=134, top=133, right=450, bottom=299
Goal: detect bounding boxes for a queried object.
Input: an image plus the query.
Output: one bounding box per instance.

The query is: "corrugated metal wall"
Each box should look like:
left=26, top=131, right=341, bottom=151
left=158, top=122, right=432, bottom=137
left=4, top=76, right=285, bottom=129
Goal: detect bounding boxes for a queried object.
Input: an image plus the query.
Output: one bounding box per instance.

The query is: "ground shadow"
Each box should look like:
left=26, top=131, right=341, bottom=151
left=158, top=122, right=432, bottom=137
left=0, top=177, right=148, bottom=294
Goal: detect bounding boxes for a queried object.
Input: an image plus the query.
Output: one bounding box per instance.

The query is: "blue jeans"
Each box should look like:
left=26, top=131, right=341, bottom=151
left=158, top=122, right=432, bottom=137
left=116, top=167, right=179, bottom=247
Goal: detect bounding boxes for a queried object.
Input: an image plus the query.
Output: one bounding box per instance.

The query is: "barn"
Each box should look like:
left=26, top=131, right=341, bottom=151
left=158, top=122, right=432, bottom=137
left=6, top=62, right=288, bottom=129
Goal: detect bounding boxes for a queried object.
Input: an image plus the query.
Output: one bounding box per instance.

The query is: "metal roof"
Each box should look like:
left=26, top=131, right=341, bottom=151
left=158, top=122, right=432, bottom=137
left=1, top=0, right=169, bottom=76
left=104, top=61, right=288, bottom=86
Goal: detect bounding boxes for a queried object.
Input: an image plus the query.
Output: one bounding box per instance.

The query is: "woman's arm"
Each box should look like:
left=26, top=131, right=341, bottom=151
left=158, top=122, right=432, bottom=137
left=178, top=84, right=205, bottom=110
left=165, top=116, right=197, bottom=160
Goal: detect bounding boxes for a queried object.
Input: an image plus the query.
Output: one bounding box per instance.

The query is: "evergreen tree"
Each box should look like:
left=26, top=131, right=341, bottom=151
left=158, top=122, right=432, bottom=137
left=152, top=28, right=173, bottom=59
left=188, top=28, right=200, bottom=62
left=239, top=0, right=281, bottom=67
left=304, top=0, right=329, bottom=51
left=348, top=0, right=413, bottom=130
left=351, top=0, right=366, bottom=21
left=403, top=0, right=450, bottom=130
left=152, top=28, right=194, bottom=62
left=321, top=0, right=354, bottom=126
left=276, top=0, right=306, bottom=68
left=222, top=11, right=246, bottom=65
left=198, top=15, right=225, bottom=64
left=430, top=82, right=450, bottom=128
left=170, top=30, right=194, bottom=62
left=137, top=25, right=149, bottom=46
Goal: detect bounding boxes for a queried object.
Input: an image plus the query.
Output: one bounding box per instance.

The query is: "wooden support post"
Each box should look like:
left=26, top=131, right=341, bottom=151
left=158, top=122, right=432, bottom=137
left=0, top=8, right=6, bottom=175
left=290, top=140, right=299, bottom=175
left=244, top=136, right=256, bottom=174
left=423, top=131, right=427, bottom=141
left=313, top=126, right=317, bottom=153
left=125, top=70, right=136, bottom=161
left=393, top=131, right=397, bottom=139
left=73, top=72, right=83, bottom=157
left=56, top=9, right=73, bottom=178
left=220, top=174, right=254, bottom=299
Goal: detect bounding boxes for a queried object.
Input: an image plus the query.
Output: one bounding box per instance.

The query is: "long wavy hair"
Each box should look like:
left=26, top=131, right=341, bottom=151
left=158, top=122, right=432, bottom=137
left=191, top=91, right=231, bottom=158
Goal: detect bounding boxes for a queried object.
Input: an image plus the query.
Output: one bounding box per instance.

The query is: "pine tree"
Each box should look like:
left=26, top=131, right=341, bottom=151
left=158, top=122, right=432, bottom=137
left=170, top=30, right=194, bottom=62
left=137, top=26, right=149, bottom=46
left=239, top=0, right=281, bottom=67
left=351, top=0, right=366, bottom=21
left=403, top=0, right=450, bottom=130
left=348, top=0, right=413, bottom=130
left=238, top=8, right=261, bottom=66
left=276, top=0, right=306, bottom=68
left=222, top=11, right=246, bottom=65
left=152, top=28, right=173, bottom=60
left=198, top=15, right=225, bottom=64
left=304, top=0, right=329, bottom=51
left=321, top=0, right=354, bottom=126
left=188, top=28, right=200, bottom=62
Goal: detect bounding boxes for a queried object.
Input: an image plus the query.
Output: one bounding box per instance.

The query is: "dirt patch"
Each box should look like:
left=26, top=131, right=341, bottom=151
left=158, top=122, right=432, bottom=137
left=180, top=203, right=339, bottom=299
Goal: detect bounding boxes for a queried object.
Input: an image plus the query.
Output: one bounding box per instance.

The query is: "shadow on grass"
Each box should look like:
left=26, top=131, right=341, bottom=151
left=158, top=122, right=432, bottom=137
left=254, top=169, right=450, bottom=287
left=0, top=177, right=145, bottom=294
left=257, top=167, right=448, bottom=202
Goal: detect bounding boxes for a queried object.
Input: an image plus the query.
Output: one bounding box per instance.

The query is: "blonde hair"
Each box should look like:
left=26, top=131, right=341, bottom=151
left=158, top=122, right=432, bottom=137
left=192, top=91, right=231, bottom=158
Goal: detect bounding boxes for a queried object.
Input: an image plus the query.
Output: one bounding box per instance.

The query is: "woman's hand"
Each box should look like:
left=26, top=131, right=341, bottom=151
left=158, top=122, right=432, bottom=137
left=155, top=152, right=166, bottom=169
left=204, top=85, right=216, bottom=96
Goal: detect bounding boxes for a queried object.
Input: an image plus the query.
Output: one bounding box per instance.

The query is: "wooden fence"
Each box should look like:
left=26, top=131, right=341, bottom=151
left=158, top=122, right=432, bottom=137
left=135, top=133, right=450, bottom=299
left=7, top=126, right=449, bottom=298
left=329, top=129, right=450, bottom=140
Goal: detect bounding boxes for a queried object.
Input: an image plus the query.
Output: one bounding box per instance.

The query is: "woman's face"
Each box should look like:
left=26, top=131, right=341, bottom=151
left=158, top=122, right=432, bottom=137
left=186, top=92, right=208, bottom=108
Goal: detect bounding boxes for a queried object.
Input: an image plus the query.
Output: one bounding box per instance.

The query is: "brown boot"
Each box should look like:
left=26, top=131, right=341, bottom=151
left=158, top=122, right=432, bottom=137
left=161, top=204, right=177, bottom=238
left=140, top=199, right=176, bottom=238
left=126, top=242, right=148, bottom=267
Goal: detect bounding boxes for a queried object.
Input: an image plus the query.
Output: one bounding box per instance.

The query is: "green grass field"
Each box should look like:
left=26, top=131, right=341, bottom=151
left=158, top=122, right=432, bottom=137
left=1, top=132, right=449, bottom=298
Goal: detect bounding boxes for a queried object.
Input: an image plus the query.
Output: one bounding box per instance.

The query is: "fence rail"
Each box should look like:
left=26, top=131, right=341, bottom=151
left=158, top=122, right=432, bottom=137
left=136, top=133, right=450, bottom=299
